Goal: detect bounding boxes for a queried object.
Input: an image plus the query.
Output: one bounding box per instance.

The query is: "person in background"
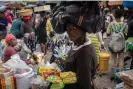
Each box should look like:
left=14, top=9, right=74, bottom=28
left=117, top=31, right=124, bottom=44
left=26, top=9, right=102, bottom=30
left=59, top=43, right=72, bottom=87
left=46, top=11, right=52, bottom=36
left=20, top=15, right=35, bottom=45
left=87, top=31, right=104, bottom=64
left=45, top=11, right=53, bottom=50
left=36, top=11, right=47, bottom=56
left=10, top=13, right=22, bottom=39
left=125, top=8, right=133, bottom=69
left=2, top=34, right=21, bottom=63
left=107, top=8, right=128, bottom=71
left=0, top=11, right=7, bottom=40
left=102, top=8, right=115, bottom=52
left=5, top=10, right=12, bottom=33
left=126, top=19, right=133, bottom=69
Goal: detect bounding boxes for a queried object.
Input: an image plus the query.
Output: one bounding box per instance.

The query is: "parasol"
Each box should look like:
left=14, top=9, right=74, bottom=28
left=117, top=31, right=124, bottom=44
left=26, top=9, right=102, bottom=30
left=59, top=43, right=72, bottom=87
left=4, top=2, right=25, bottom=9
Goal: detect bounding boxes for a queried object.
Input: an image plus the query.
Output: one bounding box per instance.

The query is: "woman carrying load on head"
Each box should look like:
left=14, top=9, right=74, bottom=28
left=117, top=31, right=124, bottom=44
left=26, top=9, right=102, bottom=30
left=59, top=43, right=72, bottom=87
left=52, top=1, right=104, bottom=89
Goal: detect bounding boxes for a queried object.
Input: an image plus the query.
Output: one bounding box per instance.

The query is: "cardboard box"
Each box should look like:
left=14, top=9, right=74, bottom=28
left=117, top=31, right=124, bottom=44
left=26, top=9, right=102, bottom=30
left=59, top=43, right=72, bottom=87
left=119, top=70, right=133, bottom=87
left=34, top=5, right=51, bottom=12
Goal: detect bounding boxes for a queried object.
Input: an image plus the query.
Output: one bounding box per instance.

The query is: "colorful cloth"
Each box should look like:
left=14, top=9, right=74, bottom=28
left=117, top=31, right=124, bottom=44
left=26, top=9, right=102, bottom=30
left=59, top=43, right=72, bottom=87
left=107, top=21, right=128, bottom=35
left=87, top=34, right=100, bottom=63
left=126, top=37, right=133, bottom=51
left=10, top=18, right=22, bottom=36
left=2, top=46, right=17, bottom=63
left=46, top=18, right=52, bottom=36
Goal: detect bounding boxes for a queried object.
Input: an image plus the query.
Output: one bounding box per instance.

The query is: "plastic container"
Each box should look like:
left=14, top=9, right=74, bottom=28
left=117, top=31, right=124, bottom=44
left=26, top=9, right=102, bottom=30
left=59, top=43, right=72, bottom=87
left=14, top=68, right=34, bottom=89
left=99, top=52, right=110, bottom=71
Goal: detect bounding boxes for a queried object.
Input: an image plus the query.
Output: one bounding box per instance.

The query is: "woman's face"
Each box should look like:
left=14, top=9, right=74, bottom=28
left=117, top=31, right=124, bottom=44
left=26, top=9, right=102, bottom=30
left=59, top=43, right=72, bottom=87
left=10, top=38, right=17, bottom=46
left=67, top=24, right=85, bottom=42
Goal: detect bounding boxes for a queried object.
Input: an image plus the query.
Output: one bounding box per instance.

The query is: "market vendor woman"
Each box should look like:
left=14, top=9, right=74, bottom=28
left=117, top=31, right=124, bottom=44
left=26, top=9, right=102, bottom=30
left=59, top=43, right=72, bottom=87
left=2, top=34, right=21, bottom=63
left=52, top=1, right=104, bottom=89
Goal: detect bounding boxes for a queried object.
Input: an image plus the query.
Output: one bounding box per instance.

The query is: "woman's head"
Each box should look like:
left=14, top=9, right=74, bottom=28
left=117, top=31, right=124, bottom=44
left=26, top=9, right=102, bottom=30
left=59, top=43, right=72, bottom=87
left=66, top=23, right=86, bottom=45
left=45, top=11, right=50, bottom=19
left=5, top=34, right=17, bottom=46
left=52, top=1, right=103, bottom=34
left=23, top=15, right=31, bottom=22
left=0, top=12, right=4, bottom=17
left=114, top=8, right=123, bottom=19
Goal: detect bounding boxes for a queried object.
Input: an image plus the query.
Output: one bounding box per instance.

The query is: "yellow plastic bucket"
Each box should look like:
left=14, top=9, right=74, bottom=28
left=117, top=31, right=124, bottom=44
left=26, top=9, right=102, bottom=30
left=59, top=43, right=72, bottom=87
left=99, top=52, right=110, bottom=71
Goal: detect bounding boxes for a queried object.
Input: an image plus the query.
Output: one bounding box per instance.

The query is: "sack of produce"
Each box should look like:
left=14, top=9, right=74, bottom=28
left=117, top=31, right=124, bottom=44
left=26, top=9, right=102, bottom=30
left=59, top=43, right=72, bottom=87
left=14, top=68, right=34, bottom=89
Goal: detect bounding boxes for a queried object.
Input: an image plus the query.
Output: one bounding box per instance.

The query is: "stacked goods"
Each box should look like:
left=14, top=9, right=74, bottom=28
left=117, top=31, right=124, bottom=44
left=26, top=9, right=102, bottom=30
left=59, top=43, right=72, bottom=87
left=119, top=70, right=133, bottom=89
left=38, top=66, right=61, bottom=80
left=0, top=68, right=15, bottom=89
left=60, top=72, right=77, bottom=84
left=19, top=9, right=33, bottom=16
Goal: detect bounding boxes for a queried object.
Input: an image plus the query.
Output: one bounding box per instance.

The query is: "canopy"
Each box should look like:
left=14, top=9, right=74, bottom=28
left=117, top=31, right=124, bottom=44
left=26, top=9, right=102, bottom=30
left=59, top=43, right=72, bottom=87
left=108, top=1, right=122, bottom=6
left=123, top=1, right=133, bottom=8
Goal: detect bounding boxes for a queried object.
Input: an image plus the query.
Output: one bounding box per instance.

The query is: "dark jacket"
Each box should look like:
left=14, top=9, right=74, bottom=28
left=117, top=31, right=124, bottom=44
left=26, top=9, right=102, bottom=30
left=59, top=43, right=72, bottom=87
left=64, top=43, right=97, bottom=89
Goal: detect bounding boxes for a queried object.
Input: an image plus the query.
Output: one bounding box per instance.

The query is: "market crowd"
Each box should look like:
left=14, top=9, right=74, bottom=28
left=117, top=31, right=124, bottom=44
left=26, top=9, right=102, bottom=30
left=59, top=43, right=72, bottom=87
left=0, top=1, right=133, bottom=89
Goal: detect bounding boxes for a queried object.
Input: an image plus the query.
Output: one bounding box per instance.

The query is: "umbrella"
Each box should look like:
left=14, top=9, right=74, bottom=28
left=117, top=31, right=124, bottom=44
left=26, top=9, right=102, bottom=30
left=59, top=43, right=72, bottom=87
left=0, top=6, right=6, bottom=12
left=4, top=2, right=25, bottom=9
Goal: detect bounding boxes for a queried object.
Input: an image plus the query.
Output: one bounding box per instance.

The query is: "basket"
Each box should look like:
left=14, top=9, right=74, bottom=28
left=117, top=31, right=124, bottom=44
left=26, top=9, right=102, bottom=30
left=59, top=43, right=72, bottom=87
left=19, top=9, right=32, bottom=16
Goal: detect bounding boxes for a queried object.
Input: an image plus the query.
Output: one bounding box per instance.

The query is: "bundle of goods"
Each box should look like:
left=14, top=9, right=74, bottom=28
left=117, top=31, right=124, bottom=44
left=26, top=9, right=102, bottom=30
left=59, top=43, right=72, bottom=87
left=0, top=67, right=15, bottom=89
left=37, top=64, right=77, bottom=89
left=38, top=66, right=61, bottom=80
left=2, top=54, right=34, bottom=89
left=28, top=52, right=44, bottom=65
left=60, top=72, right=77, bottom=84
left=119, top=70, right=133, bottom=89
left=19, top=9, right=33, bottom=16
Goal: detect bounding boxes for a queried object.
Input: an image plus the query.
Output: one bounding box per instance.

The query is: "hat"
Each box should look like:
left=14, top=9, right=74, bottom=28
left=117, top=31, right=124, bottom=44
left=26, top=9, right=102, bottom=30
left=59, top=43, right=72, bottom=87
left=5, top=34, right=15, bottom=43
left=52, top=1, right=104, bottom=34
left=23, top=16, right=31, bottom=20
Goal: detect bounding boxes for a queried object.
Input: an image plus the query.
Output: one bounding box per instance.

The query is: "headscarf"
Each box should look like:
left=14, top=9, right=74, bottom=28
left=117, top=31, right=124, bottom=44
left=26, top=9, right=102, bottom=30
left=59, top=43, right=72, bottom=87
left=5, top=34, right=15, bottom=44
left=51, top=1, right=104, bottom=34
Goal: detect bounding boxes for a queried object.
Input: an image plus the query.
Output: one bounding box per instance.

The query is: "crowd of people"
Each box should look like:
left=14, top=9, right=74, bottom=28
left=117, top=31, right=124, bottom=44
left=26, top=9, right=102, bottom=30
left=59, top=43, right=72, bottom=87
left=1, top=1, right=133, bottom=89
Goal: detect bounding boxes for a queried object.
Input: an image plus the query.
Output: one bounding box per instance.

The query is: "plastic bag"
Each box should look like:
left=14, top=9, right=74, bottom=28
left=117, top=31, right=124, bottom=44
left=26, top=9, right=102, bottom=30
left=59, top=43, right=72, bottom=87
left=50, top=81, right=64, bottom=89
left=60, top=71, right=76, bottom=78
left=2, top=54, right=30, bottom=71
left=63, top=77, right=77, bottom=84
left=46, top=75, right=62, bottom=83
left=38, top=66, right=60, bottom=80
left=60, top=71, right=77, bottom=84
left=45, top=62, right=61, bottom=71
